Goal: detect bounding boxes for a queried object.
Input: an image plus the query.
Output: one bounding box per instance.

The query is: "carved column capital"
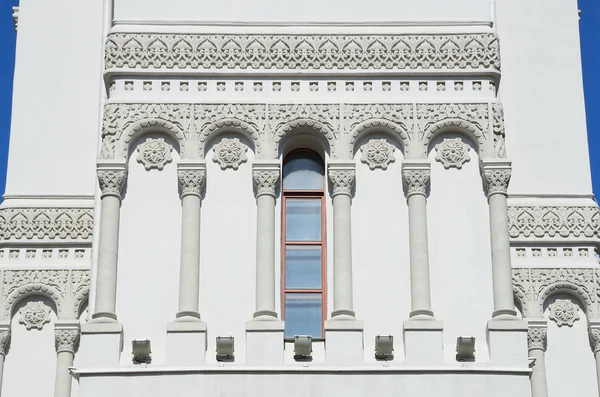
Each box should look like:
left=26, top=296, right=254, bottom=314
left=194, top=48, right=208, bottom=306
left=0, top=326, right=10, bottom=356
left=97, top=161, right=127, bottom=199
left=481, top=160, right=512, bottom=196
left=177, top=162, right=206, bottom=198
left=328, top=163, right=356, bottom=197
left=252, top=162, right=280, bottom=198
left=527, top=320, right=548, bottom=351
left=590, top=325, right=600, bottom=353
left=54, top=323, right=80, bottom=354
left=402, top=161, right=431, bottom=198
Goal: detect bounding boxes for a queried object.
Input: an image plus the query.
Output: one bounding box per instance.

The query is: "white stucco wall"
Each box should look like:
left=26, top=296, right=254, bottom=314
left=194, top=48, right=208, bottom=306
left=4, top=0, right=103, bottom=196
left=113, top=0, right=491, bottom=23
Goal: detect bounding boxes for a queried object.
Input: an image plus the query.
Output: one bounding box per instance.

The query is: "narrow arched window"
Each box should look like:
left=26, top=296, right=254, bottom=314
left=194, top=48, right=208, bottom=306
left=282, top=150, right=326, bottom=339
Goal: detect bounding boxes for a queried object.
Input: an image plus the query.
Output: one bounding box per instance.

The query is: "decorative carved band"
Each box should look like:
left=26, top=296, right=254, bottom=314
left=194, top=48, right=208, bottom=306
left=105, top=32, right=500, bottom=72
left=101, top=102, right=504, bottom=161
left=0, top=208, right=94, bottom=241
left=507, top=206, right=600, bottom=240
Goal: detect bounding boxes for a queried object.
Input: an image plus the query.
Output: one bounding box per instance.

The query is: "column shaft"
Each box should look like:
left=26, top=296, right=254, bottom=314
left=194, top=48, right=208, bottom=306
left=254, top=194, right=277, bottom=317
left=53, top=351, right=74, bottom=397
left=177, top=194, right=202, bottom=318
left=595, top=351, right=600, bottom=396
left=332, top=193, right=354, bottom=317
left=488, top=193, right=515, bottom=317
left=407, top=193, right=433, bottom=317
left=529, top=348, right=549, bottom=397
left=93, top=194, right=121, bottom=319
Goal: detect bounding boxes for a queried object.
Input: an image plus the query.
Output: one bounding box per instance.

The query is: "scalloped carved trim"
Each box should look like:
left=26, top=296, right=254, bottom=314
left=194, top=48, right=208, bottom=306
left=507, top=206, right=600, bottom=240
left=0, top=208, right=93, bottom=241
left=105, top=33, right=500, bottom=72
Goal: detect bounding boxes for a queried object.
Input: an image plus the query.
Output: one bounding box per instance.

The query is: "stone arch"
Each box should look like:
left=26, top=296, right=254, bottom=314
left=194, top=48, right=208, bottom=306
left=538, top=282, right=593, bottom=318
left=72, top=287, right=89, bottom=319
left=120, top=118, right=185, bottom=159
left=513, top=288, right=527, bottom=316
left=274, top=119, right=335, bottom=159
left=349, top=119, right=409, bottom=157
left=199, top=118, right=261, bottom=158
left=4, top=284, right=63, bottom=319
left=422, top=119, right=485, bottom=158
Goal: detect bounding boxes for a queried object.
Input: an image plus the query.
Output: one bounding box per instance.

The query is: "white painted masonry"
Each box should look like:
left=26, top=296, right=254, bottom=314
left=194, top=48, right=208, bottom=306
left=0, top=0, right=597, bottom=396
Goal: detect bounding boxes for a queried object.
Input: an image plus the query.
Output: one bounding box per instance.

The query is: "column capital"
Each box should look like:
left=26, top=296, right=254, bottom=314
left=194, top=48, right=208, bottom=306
left=252, top=162, right=280, bottom=198
left=481, top=159, right=512, bottom=196
left=0, top=323, right=10, bottom=356
left=402, top=160, right=431, bottom=198
left=527, top=319, right=547, bottom=351
left=54, top=322, right=80, bottom=354
left=589, top=321, right=600, bottom=353
left=177, top=161, right=206, bottom=198
left=97, top=161, right=127, bottom=199
left=328, top=162, right=356, bottom=197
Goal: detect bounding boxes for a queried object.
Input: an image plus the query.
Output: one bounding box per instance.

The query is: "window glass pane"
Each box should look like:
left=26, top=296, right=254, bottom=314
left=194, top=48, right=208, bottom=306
left=285, top=245, right=322, bottom=289
left=284, top=293, right=323, bottom=338
left=285, top=199, right=322, bottom=241
left=283, top=152, right=324, bottom=190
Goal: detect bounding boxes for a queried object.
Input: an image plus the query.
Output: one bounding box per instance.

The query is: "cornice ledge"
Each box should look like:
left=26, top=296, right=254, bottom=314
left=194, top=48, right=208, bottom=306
left=104, top=31, right=500, bottom=74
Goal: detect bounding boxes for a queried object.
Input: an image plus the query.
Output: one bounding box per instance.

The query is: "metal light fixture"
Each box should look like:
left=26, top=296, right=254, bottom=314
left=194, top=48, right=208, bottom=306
left=216, top=336, right=234, bottom=361
left=375, top=335, right=394, bottom=360
left=456, top=336, right=476, bottom=361
left=132, top=339, right=152, bottom=363
left=294, top=335, right=313, bottom=360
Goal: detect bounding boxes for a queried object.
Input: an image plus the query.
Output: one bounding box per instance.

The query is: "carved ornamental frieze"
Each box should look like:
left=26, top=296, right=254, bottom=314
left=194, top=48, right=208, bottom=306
left=507, top=206, right=600, bottom=241
left=0, top=208, right=94, bottom=241
left=105, top=32, right=500, bottom=72
left=100, top=102, right=505, bottom=161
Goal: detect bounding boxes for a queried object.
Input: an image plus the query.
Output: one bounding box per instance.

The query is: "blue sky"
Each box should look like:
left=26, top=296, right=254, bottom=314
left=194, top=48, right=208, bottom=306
left=0, top=1, right=598, bottom=198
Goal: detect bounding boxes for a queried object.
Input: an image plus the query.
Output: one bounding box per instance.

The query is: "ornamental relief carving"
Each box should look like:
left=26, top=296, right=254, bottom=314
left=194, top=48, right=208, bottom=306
left=360, top=139, right=396, bottom=170
left=527, top=327, right=547, bottom=351
left=507, top=206, right=600, bottom=240
left=18, top=301, right=51, bottom=330
left=328, top=170, right=355, bottom=197
left=253, top=170, right=280, bottom=197
left=101, top=102, right=503, bottom=162
left=55, top=329, right=80, bottom=353
left=402, top=169, right=430, bottom=197
left=548, top=299, right=580, bottom=327
left=212, top=138, right=248, bottom=170
left=2, top=269, right=90, bottom=319
left=434, top=138, right=471, bottom=169
left=0, top=208, right=93, bottom=241
left=136, top=138, right=173, bottom=170
left=105, top=32, right=500, bottom=72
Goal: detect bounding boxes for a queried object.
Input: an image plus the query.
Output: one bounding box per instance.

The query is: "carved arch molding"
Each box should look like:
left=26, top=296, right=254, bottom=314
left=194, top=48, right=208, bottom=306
left=100, top=102, right=506, bottom=161
left=513, top=267, right=600, bottom=320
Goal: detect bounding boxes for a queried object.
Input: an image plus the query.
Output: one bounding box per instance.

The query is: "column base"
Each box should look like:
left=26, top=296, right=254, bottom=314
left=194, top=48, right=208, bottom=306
left=492, top=309, right=518, bottom=319
left=409, top=309, right=435, bottom=319
left=487, top=319, right=528, bottom=367
left=324, top=319, right=364, bottom=365
left=79, top=320, right=123, bottom=368
left=245, top=320, right=285, bottom=365
left=403, top=319, right=444, bottom=365
left=166, top=320, right=207, bottom=366
left=175, top=310, right=201, bottom=320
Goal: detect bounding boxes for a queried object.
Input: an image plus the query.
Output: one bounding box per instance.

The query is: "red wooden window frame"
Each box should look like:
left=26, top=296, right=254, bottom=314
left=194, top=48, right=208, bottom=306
left=281, top=150, right=327, bottom=340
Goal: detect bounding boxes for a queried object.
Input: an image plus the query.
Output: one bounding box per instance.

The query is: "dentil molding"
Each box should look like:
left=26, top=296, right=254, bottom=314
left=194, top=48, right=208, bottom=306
left=0, top=208, right=94, bottom=241
left=104, top=32, right=500, bottom=73
left=101, top=102, right=504, bottom=161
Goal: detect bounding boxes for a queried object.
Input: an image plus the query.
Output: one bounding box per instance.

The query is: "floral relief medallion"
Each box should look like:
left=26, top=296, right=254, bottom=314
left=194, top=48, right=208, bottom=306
left=136, top=138, right=173, bottom=171
left=360, top=139, right=395, bottom=170
left=434, top=137, right=471, bottom=169
left=548, top=298, right=580, bottom=327
left=19, top=301, right=52, bottom=330
left=212, top=138, right=248, bottom=170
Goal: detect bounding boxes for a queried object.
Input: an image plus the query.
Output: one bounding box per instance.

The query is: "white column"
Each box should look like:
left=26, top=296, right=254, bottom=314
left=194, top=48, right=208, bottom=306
left=527, top=320, right=549, bottom=397
left=251, top=163, right=280, bottom=320
left=92, top=161, right=126, bottom=322
left=589, top=325, right=600, bottom=395
left=402, top=161, right=434, bottom=319
left=166, top=162, right=207, bottom=366
left=481, top=160, right=517, bottom=319
left=53, top=323, right=79, bottom=397
left=175, top=162, right=206, bottom=321
left=0, top=326, right=10, bottom=394
left=246, top=162, right=284, bottom=366
left=328, top=163, right=357, bottom=320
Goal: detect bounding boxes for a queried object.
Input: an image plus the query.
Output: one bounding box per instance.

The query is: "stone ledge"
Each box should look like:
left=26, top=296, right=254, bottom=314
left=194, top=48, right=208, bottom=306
left=403, top=319, right=444, bottom=331
left=167, top=320, right=207, bottom=333
left=81, top=321, right=123, bottom=334
left=245, top=320, right=285, bottom=332
left=324, top=319, right=364, bottom=331
left=487, top=319, right=528, bottom=332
